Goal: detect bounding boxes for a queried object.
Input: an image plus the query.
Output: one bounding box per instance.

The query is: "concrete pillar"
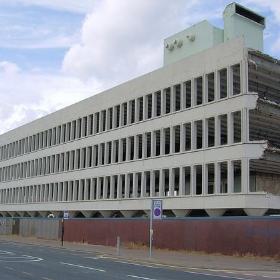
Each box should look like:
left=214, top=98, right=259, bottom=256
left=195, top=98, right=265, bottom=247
left=205, top=209, right=226, bottom=217
left=133, top=173, right=138, bottom=198
left=150, top=170, right=155, bottom=197
left=159, top=169, right=164, bottom=197
left=169, top=168, right=174, bottom=196
left=140, top=172, right=145, bottom=197
left=244, top=208, right=267, bottom=216
left=242, top=158, right=249, bottom=194
left=117, top=175, right=122, bottom=199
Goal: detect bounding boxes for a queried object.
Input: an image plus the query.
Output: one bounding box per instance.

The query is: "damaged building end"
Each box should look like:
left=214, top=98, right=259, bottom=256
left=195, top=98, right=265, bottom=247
left=248, top=51, right=280, bottom=197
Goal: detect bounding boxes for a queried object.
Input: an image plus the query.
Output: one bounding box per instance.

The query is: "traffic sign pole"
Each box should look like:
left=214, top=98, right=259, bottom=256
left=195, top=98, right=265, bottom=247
left=149, top=200, right=153, bottom=259
left=149, top=199, right=162, bottom=259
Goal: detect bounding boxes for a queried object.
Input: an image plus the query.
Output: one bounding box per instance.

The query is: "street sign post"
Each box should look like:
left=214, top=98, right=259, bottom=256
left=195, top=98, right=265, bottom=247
left=149, top=199, right=162, bottom=259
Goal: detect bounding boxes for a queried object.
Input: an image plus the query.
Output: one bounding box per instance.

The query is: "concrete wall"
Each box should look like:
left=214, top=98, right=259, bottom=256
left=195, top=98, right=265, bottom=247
left=19, top=218, right=59, bottom=239
left=0, top=218, right=13, bottom=235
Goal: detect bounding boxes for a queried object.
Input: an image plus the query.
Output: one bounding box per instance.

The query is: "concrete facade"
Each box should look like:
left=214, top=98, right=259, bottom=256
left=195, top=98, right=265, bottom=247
left=0, top=3, right=279, bottom=218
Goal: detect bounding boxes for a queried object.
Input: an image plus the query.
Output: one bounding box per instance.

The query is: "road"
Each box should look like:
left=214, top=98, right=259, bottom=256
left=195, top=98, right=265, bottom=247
left=0, top=240, right=279, bottom=280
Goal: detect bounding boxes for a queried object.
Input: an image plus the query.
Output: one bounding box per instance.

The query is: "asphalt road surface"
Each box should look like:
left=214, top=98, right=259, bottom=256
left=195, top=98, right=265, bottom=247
left=0, top=240, right=278, bottom=280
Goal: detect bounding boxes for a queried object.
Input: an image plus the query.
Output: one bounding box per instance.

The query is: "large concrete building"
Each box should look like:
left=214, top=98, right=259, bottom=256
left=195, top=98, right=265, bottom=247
left=0, top=3, right=279, bottom=218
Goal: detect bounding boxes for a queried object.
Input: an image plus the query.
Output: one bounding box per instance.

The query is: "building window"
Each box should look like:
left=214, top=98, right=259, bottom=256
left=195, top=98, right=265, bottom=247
left=194, top=76, right=203, bottom=105
left=155, top=91, right=161, bottom=117
left=206, top=72, right=215, bottom=102
left=164, top=87, right=171, bottom=114
left=231, top=64, right=241, bottom=96
left=174, top=84, right=181, bottom=111
left=219, top=68, right=227, bottom=99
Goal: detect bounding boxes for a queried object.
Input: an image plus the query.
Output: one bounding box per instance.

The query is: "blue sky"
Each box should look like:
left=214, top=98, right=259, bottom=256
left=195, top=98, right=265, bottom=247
left=0, top=0, right=279, bottom=134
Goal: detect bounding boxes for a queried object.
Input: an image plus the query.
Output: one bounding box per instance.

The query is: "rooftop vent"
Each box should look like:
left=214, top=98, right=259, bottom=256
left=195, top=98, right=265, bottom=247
left=235, top=4, right=265, bottom=25
left=223, top=2, right=265, bottom=52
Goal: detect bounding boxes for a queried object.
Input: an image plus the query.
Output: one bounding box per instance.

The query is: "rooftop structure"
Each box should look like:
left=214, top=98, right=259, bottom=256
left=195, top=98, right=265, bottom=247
left=0, top=3, right=279, bottom=218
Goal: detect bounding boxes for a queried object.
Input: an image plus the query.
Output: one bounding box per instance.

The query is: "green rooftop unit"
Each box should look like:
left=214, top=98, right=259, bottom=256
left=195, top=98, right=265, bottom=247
left=223, top=2, right=265, bottom=52
left=164, top=2, right=266, bottom=66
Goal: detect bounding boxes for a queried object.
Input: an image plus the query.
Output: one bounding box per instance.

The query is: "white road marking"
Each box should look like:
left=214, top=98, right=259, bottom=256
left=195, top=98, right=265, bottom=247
left=127, top=275, right=156, bottom=280
left=185, top=271, right=252, bottom=279
left=60, top=262, right=106, bottom=272
left=22, top=255, right=43, bottom=261
left=85, top=256, right=99, bottom=260
left=0, top=250, right=14, bottom=255
left=0, top=252, right=43, bottom=262
left=115, top=260, right=158, bottom=269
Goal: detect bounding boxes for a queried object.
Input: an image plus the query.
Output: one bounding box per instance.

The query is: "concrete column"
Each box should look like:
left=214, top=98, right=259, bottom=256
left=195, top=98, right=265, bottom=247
left=180, top=124, right=185, bottom=152
left=202, top=74, right=207, bottom=104
left=242, top=108, right=249, bottom=143
left=159, top=169, right=164, bottom=197
left=228, top=112, right=234, bottom=144
left=169, top=168, right=174, bottom=196
left=150, top=131, right=155, bottom=157
left=152, top=92, right=156, bottom=118
left=161, top=89, right=166, bottom=115
left=215, top=162, right=220, bottom=194
left=133, top=173, right=138, bottom=198
left=228, top=161, right=234, bottom=194
left=179, top=166, right=185, bottom=196
left=170, top=126, right=175, bottom=154
left=143, top=95, right=147, bottom=120
left=126, top=137, right=130, bottom=161
left=215, top=116, right=220, bottom=146
left=106, top=109, right=110, bottom=130
left=67, top=182, right=71, bottom=201
left=109, top=176, right=114, bottom=199
left=240, top=59, right=248, bottom=95
left=103, top=177, right=108, bottom=199
left=140, top=172, right=145, bottom=197
left=134, top=136, right=138, bottom=159
left=150, top=170, right=155, bottom=197
left=242, top=158, right=249, bottom=194
left=170, top=86, right=175, bottom=113
left=134, top=98, right=139, bottom=122
left=160, top=129, right=164, bottom=155
left=125, top=174, right=130, bottom=199
left=191, top=78, right=195, bottom=107
left=191, top=121, right=195, bottom=150
left=117, top=175, right=122, bottom=199
left=226, top=65, right=230, bottom=98
left=143, top=133, right=147, bottom=158
left=202, top=164, right=206, bottom=195
left=192, top=166, right=196, bottom=195
left=112, top=106, right=116, bottom=129
left=119, top=139, right=123, bottom=162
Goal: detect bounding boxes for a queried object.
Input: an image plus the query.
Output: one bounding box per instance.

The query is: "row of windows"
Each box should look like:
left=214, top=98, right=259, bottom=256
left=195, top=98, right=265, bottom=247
left=0, top=111, right=242, bottom=182
left=0, top=63, right=241, bottom=162
left=0, top=159, right=244, bottom=204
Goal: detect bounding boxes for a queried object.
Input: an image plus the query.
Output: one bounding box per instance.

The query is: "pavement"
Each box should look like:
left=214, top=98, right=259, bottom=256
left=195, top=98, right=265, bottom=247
left=0, top=234, right=280, bottom=273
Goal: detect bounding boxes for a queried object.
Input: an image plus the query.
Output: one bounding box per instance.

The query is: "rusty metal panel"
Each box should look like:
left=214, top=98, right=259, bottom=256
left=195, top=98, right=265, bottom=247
left=4, top=216, right=279, bottom=257
left=50, top=217, right=280, bottom=257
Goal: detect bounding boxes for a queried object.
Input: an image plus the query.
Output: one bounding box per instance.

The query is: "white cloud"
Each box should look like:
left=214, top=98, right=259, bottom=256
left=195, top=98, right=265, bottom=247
left=61, top=0, right=202, bottom=85
left=0, top=0, right=97, bottom=14
left=0, top=0, right=279, bottom=135
left=0, top=61, right=20, bottom=75
left=242, top=0, right=280, bottom=22
left=0, top=62, right=102, bottom=134
left=271, top=37, right=280, bottom=54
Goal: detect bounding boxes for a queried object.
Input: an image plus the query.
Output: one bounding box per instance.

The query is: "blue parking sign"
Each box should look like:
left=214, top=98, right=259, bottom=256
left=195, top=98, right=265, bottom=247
left=152, top=200, right=162, bottom=219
